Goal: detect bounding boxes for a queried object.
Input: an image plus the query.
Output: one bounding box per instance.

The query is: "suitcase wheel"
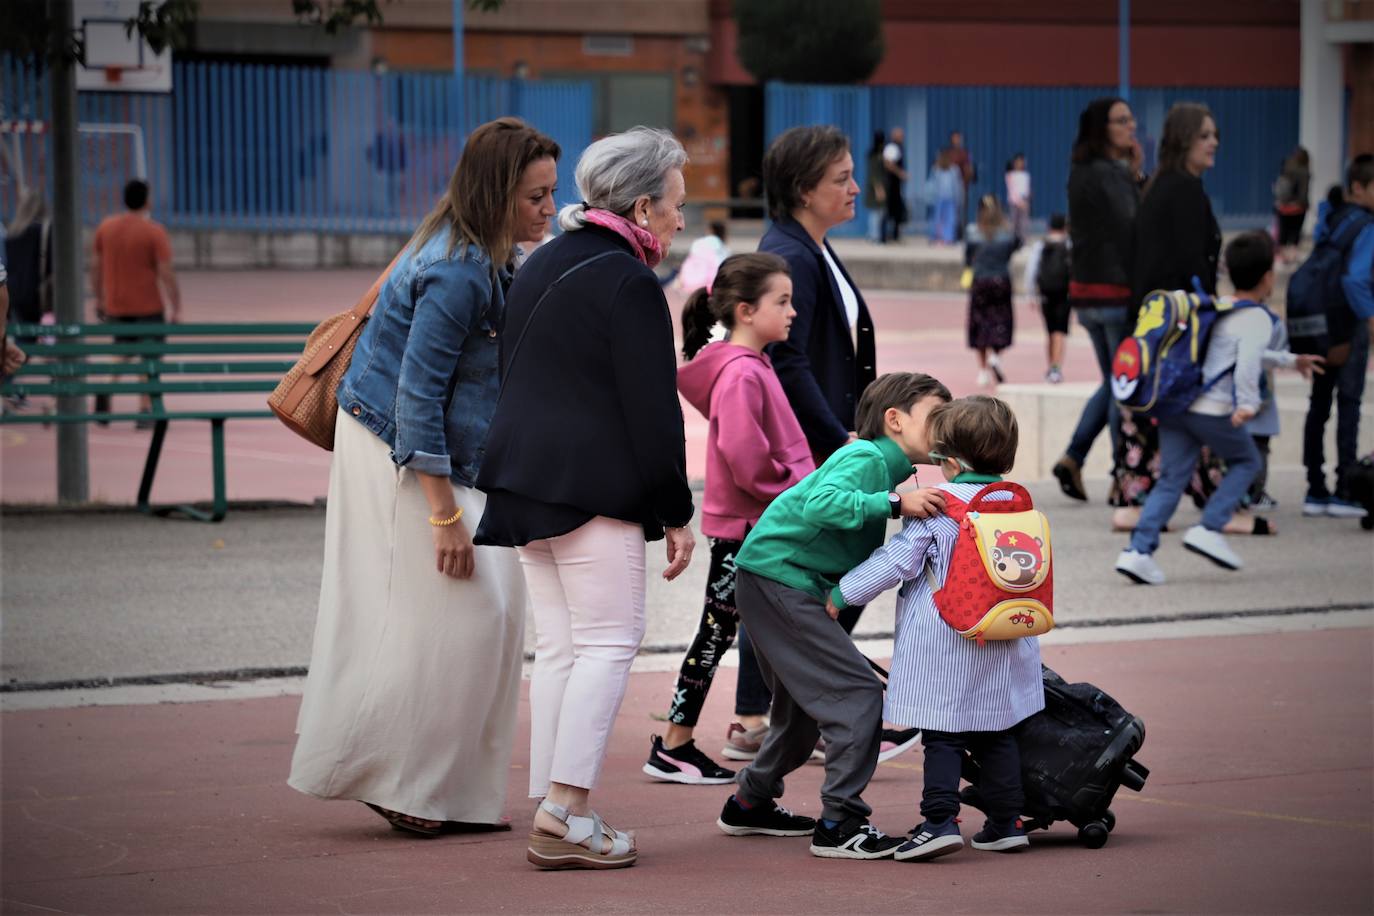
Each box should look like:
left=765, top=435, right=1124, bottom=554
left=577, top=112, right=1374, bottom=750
left=1078, top=821, right=1110, bottom=848
left=1103, top=809, right=1116, bottom=832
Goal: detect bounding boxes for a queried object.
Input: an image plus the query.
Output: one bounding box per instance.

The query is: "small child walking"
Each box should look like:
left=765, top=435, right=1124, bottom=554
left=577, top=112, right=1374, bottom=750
left=829, top=395, right=1043, bottom=859
left=646, top=253, right=814, bottom=785
left=965, top=195, right=1023, bottom=386
left=1023, top=213, right=1072, bottom=383
left=716, top=372, right=952, bottom=860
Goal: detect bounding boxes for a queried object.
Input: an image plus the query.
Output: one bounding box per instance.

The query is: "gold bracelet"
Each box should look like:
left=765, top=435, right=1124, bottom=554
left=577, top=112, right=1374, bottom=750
left=429, top=507, right=463, bottom=527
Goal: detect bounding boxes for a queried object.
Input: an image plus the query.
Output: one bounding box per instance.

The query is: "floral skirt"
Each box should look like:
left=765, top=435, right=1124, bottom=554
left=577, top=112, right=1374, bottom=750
left=1109, top=412, right=1229, bottom=509
left=968, top=276, right=1014, bottom=351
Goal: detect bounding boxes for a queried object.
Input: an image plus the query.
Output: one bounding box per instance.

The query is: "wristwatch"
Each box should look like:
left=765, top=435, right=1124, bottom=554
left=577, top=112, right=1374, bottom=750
left=888, top=491, right=901, bottom=519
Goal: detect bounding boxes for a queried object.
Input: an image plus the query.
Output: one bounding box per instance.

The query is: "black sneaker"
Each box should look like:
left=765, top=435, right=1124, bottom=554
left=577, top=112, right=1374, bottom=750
left=971, top=818, right=1030, bottom=852
left=717, top=794, right=816, bottom=837
left=894, top=817, right=964, bottom=861
left=877, top=727, right=921, bottom=763
left=642, top=735, right=736, bottom=785
left=809, top=816, right=904, bottom=859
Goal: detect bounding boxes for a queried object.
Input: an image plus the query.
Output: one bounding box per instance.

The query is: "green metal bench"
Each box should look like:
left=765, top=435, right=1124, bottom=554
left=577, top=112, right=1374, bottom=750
left=0, top=321, right=315, bottom=521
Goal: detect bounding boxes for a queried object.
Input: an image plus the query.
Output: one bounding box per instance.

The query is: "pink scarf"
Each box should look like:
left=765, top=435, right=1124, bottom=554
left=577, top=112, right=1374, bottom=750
left=582, top=208, right=663, bottom=268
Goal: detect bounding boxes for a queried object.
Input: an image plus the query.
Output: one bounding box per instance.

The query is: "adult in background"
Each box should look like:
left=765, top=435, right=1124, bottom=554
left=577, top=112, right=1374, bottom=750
left=5, top=190, right=52, bottom=338
left=1273, top=146, right=1311, bottom=264
left=289, top=118, right=560, bottom=837
left=882, top=126, right=909, bottom=243
left=945, top=131, right=976, bottom=241
left=864, top=130, right=887, bottom=243
left=1050, top=97, right=1143, bottom=502
left=475, top=127, right=695, bottom=871
left=89, top=178, right=181, bottom=422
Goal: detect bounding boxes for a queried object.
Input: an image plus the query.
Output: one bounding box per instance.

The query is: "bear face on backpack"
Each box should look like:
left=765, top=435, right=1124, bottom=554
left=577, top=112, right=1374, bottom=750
left=1111, top=289, right=1270, bottom=419
left=931, top=482, right=1054, bottom=644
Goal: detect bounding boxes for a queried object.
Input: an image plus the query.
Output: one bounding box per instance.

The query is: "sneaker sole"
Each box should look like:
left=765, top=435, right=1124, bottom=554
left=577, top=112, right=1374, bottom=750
left=716, top=818, right=814, bottom=837
left=971, top=835, right=1030, bottom=852
left=1301, top=504, right=1329, bottom=517
left=719, top=747, right=759, bottom=762
left=1325, top=505, right=1370, bottom=518
left=1182, top=541, right=1241, bottom=570
left=894, top=836, right=964, bottom=861
left=641, top=763, right=735, bottom=786
left=877, top=733, right=922, bottom=763
left=1115, top=564, right=1162, bottom=585
left=808, top=842, right=900, bottom=860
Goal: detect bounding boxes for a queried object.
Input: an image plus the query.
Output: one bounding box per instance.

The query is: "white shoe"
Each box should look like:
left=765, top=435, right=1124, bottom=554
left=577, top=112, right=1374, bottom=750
left=1115, top=549, right=1165, bottom=585
left=1325, top=498, right=1370, bottom=519
left=987, top=353, right=1005, bottom=383
left=1182, top=525, right=1243, bottom=570
left=976, top=369, right=991, bottom=387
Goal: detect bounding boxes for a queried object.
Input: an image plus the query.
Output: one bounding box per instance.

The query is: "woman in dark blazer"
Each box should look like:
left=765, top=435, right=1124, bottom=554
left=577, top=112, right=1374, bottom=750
left=758, top=125, right=877, bottom=464
left=475, top=127, right=695, bottom=871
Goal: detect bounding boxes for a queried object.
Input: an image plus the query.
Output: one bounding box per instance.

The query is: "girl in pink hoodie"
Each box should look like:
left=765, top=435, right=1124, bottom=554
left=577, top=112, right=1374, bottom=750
left=643, top=253, right=816, bottom=785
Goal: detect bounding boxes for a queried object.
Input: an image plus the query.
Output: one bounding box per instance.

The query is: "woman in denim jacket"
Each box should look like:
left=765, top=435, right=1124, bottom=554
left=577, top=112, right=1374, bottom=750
left=289, top=118, right=560, bottom=836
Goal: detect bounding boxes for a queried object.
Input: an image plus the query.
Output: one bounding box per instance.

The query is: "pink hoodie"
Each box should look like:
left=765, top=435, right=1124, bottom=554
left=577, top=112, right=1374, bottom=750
left=678, top=341, right=815, bottom=540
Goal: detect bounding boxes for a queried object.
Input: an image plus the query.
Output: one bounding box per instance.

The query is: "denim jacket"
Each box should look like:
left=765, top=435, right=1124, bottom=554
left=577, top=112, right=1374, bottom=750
left=337, top=228, right=506, bottom=486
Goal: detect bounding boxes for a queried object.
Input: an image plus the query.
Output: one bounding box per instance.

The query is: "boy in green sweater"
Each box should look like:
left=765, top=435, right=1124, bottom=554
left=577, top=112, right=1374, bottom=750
left=715, top=372, right=952, bottom=860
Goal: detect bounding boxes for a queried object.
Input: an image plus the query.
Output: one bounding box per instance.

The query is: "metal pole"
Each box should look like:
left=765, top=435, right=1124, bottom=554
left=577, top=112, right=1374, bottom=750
left=50, top=0, right=89, bottom=504
left=1118, top=0, right=1130, bottom=101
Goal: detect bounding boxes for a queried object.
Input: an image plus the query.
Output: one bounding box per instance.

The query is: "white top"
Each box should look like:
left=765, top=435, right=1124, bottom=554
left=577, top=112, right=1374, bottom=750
left=821, top=244, right=860, bottom=331
left=838, top=481, right=1045, bottom=733
left=1005, top=169, right=1030, bottom=206
left=1191, top=306, right=1275, bottom=416
left=883, top=142, right=901, bottom=164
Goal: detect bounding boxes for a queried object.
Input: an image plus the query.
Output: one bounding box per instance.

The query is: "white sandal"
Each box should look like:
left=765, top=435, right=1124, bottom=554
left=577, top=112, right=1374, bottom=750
left=527, top=800, right=637, bottom=870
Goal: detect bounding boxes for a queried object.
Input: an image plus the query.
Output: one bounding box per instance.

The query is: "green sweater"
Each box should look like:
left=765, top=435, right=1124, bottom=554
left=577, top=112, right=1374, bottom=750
left=734, top=435, right=915, bottom=598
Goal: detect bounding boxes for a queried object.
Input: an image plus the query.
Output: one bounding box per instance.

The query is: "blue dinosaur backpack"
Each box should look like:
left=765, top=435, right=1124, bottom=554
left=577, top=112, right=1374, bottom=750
left=1286, top=205, right=1373, bottom=358
left=1110, top=287, right=1268, bottom=419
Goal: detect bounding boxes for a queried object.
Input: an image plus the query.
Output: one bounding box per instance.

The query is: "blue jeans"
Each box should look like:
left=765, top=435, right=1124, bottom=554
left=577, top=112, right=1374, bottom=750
left=1303, top=321, right=1370, bottom=498
left=733, top=623, right=773, bottom=717
left=1130, top=412, right=1261, bottom=555
left=1066, top=305, right=1132, bottom=466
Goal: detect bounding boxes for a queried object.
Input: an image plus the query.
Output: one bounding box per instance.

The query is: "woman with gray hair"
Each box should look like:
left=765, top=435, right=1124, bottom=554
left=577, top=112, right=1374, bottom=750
left=476, top=127, right=696, bottom=870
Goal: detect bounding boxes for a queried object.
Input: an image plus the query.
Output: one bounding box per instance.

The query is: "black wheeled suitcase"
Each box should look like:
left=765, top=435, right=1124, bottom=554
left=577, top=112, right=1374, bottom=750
left=961, top=665, right=1149, bottom=848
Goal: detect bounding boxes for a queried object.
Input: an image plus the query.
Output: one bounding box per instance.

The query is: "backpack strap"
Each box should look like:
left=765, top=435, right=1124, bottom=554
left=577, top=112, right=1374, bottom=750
left=1328, top=207, right=1374, bottom=253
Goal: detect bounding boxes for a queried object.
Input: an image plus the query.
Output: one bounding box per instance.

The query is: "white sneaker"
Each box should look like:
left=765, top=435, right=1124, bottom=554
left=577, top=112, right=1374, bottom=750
left=987, top=353, right=1006, bottom=383
left=1302, top=496, right=1329, bottom=517
left=1325, top=498, right=1370, bottom=519
left=1115, top=549, right=1165, bottom=585
left=1182, top=525, right=1243, bottom=570
left=976, top=369, right=991, bottom=387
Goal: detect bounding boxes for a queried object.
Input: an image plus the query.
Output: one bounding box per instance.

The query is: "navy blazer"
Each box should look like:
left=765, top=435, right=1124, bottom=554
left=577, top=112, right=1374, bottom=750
left=758, top=216, right=877, bottom=459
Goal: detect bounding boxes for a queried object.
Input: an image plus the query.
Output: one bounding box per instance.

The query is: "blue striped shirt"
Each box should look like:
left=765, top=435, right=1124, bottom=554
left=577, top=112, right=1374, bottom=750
left=838, top=481, right=1044, bottom=733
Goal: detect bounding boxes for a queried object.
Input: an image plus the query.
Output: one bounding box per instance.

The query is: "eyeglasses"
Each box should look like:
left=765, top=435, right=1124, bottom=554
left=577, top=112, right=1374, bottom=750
left=927, top=449, right=972, bottom=470
left=1109, top=115, right=1137, bottom=126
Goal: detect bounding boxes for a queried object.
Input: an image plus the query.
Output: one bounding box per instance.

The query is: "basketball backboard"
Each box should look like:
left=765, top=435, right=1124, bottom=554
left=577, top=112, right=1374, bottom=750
left=75, top=0, right=172, bottom=93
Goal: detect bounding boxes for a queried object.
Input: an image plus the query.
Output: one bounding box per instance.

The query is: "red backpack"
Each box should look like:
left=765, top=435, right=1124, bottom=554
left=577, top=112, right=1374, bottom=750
left=930, top=482, right=1055, bottom=644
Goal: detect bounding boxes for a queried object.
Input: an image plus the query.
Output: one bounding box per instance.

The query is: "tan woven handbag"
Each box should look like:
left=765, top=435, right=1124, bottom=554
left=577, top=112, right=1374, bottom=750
left=268, top=255, right=400, bottom=450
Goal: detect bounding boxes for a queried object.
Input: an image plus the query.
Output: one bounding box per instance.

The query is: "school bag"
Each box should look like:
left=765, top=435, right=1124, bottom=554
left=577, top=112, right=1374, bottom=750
left=1286, top=205, right=1373, bottom=358
left=929, top=482, right=1054, bottom=644
left=1110, top=288, right=1269, bottom=419
left=1037, top=240, right=1071, bottom=297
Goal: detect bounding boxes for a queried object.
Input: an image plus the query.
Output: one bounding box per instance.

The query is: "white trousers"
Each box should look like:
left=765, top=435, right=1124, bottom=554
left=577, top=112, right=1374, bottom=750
left=519, top=515, right=646, bottom=797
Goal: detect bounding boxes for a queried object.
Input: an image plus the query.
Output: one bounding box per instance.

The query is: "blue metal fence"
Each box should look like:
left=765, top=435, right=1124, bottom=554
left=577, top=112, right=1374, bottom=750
left=1, top=57, right=593, bottom=234
left=773, top=82, right=1300, bottom=237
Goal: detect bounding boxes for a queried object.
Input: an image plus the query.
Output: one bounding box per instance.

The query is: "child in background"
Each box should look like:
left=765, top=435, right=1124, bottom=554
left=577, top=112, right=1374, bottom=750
left=1115, top=231, right=1319, bottom=585
left=829, top=395, right=1042, bottom=860
left=966, top=195, right=1023, bottom=386
left=645, top=253, right=813, bottom=785
left=1005, top=153, right=1031, bottom=240
left=716, top=372, right=952, bottom=860
left=1023, top=213, right=1072, bottom=383
left=927, top=151, right=962, bottom=245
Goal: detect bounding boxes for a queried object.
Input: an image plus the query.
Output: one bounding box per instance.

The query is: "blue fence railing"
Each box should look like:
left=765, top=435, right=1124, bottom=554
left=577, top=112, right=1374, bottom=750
left=770, top=82, right=1300, bottom=237
left=1, top=57, right=594, bottom=234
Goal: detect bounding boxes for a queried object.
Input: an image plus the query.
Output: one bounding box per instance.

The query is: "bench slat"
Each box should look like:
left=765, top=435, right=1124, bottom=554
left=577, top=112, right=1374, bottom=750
left=20, top=341, right=307, bottom=356
left=4, top=380, right=278, bottom=396
left=0, top=411, right=275, bottom=424
left=11, top=360, right=297, bottom=377
left=7, top=322, right=317, bottom=336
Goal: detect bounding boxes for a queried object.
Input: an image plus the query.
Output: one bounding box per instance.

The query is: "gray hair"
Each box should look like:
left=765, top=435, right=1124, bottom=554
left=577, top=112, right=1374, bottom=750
left=558, top=127, right=687, bottom=231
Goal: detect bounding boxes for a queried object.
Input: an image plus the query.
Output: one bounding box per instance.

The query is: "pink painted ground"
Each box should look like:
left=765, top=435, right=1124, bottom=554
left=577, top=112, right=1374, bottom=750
left=1, top=271, right=1101, bottom=505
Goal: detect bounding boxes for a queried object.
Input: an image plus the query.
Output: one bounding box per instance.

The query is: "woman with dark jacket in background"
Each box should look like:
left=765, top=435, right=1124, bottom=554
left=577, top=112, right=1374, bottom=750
left=1051, top=97, right=1143, bottom=503
left=475, top=127, right=695, bottom=870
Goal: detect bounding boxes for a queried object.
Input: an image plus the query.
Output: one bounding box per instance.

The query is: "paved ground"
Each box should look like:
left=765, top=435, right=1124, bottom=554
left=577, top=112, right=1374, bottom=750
left=2, top=623, right=1371, bottom=914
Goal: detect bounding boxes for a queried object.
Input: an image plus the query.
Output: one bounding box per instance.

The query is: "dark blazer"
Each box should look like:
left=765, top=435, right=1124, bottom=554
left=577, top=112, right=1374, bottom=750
left=758, top=216, right=876, bottom=459
left=1067, top=157, right=1140, bottom=296
left=1133, top=169, right=1221, bottom=305
left=474, top=225, right=693, bottom=544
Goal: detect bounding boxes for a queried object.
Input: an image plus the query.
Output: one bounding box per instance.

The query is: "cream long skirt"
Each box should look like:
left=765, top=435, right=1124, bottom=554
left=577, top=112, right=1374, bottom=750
left=288, top=409, right=527, bottom=823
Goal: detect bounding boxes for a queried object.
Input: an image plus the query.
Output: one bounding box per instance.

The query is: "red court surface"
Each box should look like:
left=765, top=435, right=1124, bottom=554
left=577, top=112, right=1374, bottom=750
left=3, top=628, right=1370, bottom=914
left=1, top=270, right=1101, bottom=506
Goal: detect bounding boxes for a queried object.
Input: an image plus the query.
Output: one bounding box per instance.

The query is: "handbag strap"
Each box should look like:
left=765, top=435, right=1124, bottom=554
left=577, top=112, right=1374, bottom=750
left=499, top=249, right=626, bottom=393
left=301, top=249, right=405, bottom=376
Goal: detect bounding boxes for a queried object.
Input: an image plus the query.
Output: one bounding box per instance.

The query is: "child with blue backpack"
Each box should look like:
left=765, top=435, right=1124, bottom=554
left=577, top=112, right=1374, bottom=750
left=1115, top=232, right=1319, bottom=584
left=828, top=395, right=1047, bottom=860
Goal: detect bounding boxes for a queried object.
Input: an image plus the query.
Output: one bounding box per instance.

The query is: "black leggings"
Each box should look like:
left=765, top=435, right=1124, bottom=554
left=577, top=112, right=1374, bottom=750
left=667, top=537, right=747, bottom=727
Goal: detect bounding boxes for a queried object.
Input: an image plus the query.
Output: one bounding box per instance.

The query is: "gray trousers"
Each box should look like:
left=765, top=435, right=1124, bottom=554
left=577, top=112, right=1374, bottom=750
left=733, top=570, right=884, bottom=823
